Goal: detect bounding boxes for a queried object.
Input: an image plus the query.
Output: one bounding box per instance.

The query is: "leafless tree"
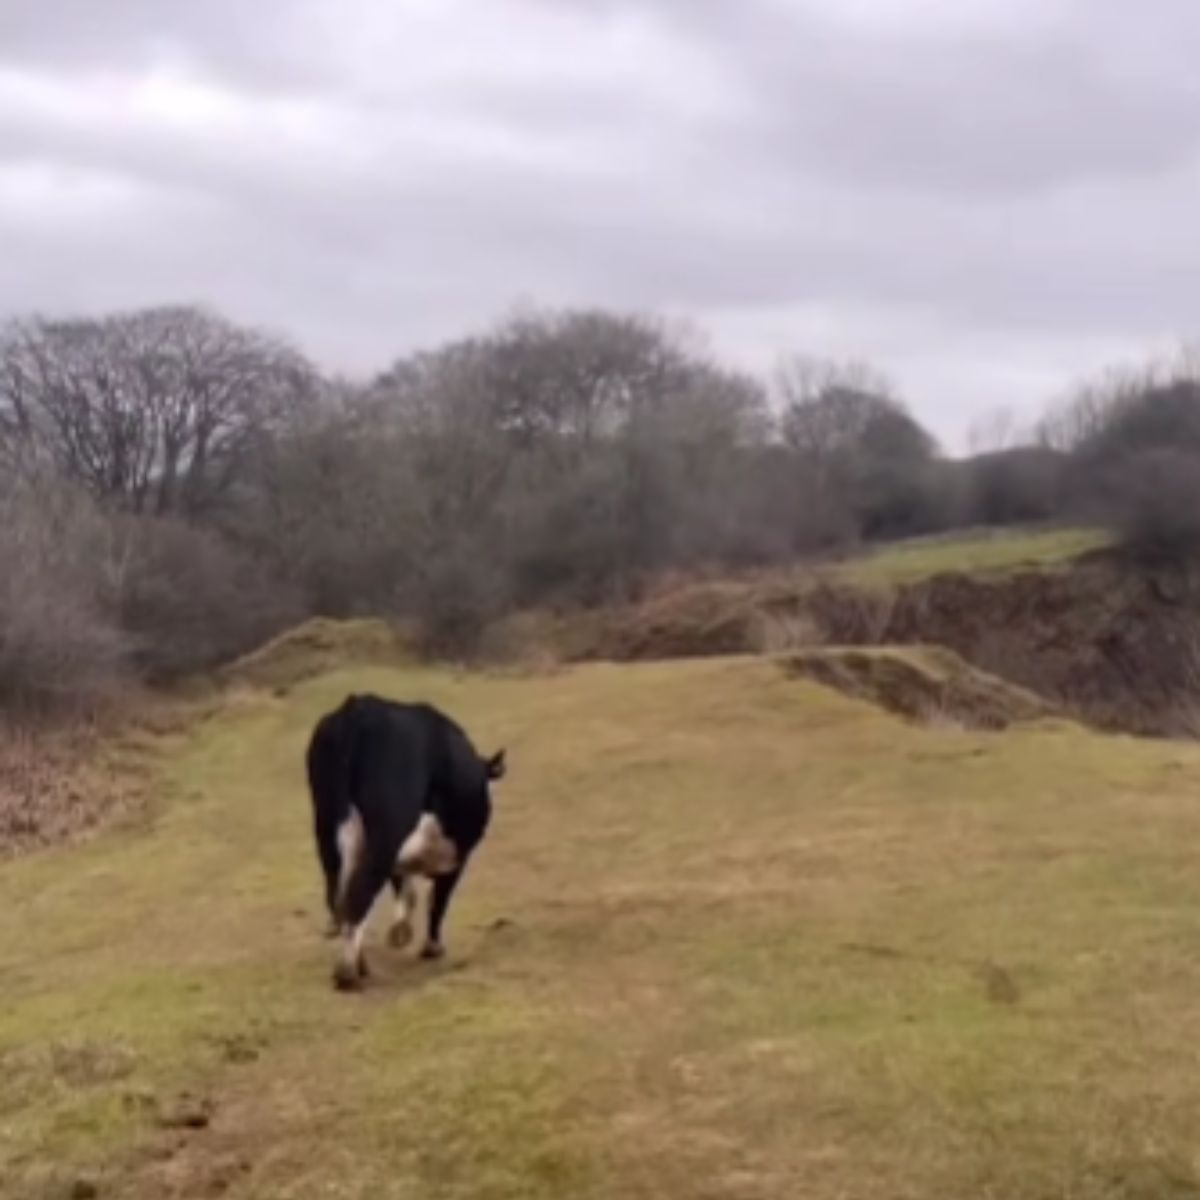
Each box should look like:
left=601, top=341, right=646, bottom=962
left=773, top=354, right=895, bottom=412
left=967, top=405, right=1024, bottom=455
left=773, top=356, right=941, bottom=542
left=364, top=309, right=773, bottom=611
left=0, top=306, right=318, bottom=516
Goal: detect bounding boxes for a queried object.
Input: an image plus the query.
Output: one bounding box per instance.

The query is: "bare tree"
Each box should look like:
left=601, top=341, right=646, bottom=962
left=780, top=382, right=924, bottom=462
left=968, top=405, right=1025, bottom=455
left=0, top=307, right=318, bottom=516
left=307, top=307, right=778, bottom=633
left=774, top=356, right=940, bottom=544
left=773, top=354, right=895, bottom=414
left=1035, top=358, right=1178, bottom=455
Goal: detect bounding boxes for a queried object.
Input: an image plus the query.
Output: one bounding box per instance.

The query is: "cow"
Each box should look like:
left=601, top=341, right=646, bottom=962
left=305, top=693, right=506, bottom=990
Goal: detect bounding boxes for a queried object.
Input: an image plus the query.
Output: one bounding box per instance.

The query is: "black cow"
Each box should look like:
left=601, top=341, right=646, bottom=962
left=306, top=693, right=505, bottom=990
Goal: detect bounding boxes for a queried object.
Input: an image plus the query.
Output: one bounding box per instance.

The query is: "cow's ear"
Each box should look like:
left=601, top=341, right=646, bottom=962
left=485, top=749, right=507, bottom=782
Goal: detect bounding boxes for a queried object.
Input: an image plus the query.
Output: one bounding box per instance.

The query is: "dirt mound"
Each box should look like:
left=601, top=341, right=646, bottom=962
left=218, top=617, right=411, bottom=692
left=785, top=646, right=1056, bottom=731
left=583, top=574, right=914, bottom=664
left=593, top=582, right=770, bottom=661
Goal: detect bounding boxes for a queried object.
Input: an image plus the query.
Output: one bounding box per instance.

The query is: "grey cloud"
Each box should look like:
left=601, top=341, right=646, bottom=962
left=637, top=0, right=1200, bottom=193
left=0, top=0, right=327, bottom=89
left=3, top=0, right=1199, bottom=445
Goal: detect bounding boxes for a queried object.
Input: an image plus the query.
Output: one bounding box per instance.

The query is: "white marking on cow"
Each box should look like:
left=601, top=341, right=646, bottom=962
left=335, top=919, right=368, bottom=987
left=397, top=813, right=458, bottom=876
left=388, top=876, right=417, bottom=947
left=335, top=809, right=364, bottom=905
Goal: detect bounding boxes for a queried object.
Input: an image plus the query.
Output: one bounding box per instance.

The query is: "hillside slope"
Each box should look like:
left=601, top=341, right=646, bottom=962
left=583, top=534, right=1200, bottom=738
left=4, top=656, right=1200, bottom=1198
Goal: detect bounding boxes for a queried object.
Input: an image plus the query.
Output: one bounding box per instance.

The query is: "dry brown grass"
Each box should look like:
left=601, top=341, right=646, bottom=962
left=0, top=718, right=150, bottom=860
left=217, top=616, right=412, bottom=693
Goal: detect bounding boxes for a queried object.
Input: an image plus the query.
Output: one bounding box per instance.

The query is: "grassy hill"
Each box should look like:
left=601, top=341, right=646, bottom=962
left=828, top=525, right=1109, bottom=588
left=5, top=649, right=1200, bottom=1198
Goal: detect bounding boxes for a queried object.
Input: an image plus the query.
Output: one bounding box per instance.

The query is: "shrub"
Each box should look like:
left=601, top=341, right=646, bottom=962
left=1109, top=448, right=1200, bottom=565
left=407, top=542, right=511, bottom=662
left=0, top=472, right=128, bottom=716
left=115, top=517, right=302, bottom=679
left=960, top=448, right=1065, bottom=526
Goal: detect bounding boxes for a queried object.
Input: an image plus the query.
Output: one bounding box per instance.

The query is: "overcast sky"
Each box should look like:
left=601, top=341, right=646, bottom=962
left=2, top=0, right=1198, bottom=448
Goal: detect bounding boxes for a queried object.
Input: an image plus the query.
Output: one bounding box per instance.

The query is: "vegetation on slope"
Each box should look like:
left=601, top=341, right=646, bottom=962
left=580, top=526, right=1200, bottom=739
left=828, top=525, right=1109, bottom=588
left=5, top=300, right=1200, bottom=721
left=588, top=525, right=1106, bottom=659
left=218, top=617, right=412, bottom=693
left=0, top=726, right=136, bottom=861
left=4, top=655, right=1200, bottom=1198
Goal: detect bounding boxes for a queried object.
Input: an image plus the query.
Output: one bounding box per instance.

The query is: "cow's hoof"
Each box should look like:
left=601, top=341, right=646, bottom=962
left=419, top=941, right=445, bottom=962
left=332, top=962, right=362, bottom=992
left=387, top=921, right=414, bottom=949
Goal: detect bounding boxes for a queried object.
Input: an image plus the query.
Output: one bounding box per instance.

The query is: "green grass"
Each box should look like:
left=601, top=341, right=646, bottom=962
left=830, top=525, right=1110, bottom=587
left=4, top=652, right=1200, bottom=1198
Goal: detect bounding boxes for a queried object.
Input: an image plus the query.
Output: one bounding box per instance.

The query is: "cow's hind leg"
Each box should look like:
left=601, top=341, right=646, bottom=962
left=333, top=845, right=391, bottom=991
left=387, top=873, right=417, bottom=948
left=421, top=865, right=465, bottom=961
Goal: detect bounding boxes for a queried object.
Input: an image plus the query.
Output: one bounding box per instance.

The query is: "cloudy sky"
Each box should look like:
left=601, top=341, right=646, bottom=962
left=2, top=0, right=1198, bottom=447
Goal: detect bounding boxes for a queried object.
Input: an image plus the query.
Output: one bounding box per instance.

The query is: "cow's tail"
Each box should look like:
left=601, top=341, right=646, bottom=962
left=332, top=695, right=367, bottom=907
left=309, top=694, right=366, bottom=916
left=308, top=697, right=358, bottom=814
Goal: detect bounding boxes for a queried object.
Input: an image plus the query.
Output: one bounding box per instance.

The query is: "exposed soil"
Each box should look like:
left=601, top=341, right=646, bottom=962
left=874, top=551, right=1200, bottom=737
left=579, top=549, right=1200, bottom=737
left=785, top=646, right=1056, bottom=731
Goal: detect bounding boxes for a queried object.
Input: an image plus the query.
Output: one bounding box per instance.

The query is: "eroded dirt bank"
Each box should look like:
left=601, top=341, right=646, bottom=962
left=582, top=551, right=1200, bottom=737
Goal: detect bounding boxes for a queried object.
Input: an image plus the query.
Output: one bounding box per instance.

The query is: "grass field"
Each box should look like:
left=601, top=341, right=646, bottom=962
left=829, top=525, right=1109, bottom=588
left=4, top=652, right=1200, bottom=1198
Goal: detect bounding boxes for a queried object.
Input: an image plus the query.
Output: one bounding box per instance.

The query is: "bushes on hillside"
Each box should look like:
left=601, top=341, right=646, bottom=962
left=0, top=470, right=299, bottom=716
left=0, top=472, right=128, bottom=715
left=1108, top=449, right=1200, bottom=566
left=5, top=299, right=1200, bottom=711
left=958, top=448, right=1065, bottom=527
left=1040, top=359, right=1200, bottom=561
left=116, top=517, right=303, bottom=679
